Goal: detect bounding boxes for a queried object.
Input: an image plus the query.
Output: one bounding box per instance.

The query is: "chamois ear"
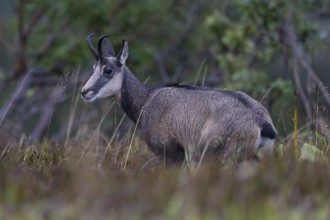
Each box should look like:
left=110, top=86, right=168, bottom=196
left=102, top=38, right=115, bottom=57
left=117, top=40, right=128, bottom=65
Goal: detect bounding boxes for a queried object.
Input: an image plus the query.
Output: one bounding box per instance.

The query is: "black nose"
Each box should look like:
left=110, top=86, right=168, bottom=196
left=81, top=89, right=89, bottom=96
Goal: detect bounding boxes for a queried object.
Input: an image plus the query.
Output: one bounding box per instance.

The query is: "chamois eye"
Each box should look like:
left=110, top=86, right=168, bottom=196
left=104, top=68, right=113, bottom=75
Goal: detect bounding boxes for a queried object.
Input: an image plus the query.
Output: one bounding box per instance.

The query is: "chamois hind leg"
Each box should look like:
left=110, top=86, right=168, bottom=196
left=148, top=141, right=185, bottom=165
left=222, top=128, right=260, bottom=165
left=191, top=140, right=225, bottom=164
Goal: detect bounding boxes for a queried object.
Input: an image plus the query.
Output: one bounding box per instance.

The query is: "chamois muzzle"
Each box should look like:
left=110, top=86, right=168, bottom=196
left=81, top=88, right=95, bottom=101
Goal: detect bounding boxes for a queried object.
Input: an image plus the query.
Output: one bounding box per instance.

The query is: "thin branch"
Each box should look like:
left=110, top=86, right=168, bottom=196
left=292, top=50, right=313, bottom=121
left=282, top=7, right=312, bottom=119
left=35, top=34, right=56, bottom=60
left=296, top=51, right=330, bottom=107
left=12, top=2, right=46, bottom=78
left=23, top=9, right=45, bottom=37
left=171, top=65, right=184, bottom=83
left=280, top=4, right=330, bottom=122
left=155, top=0, right=203, bottom=83
left=12, top=0, right=27, bottom=78
left=0, top=21, right=14, bottom=53
left=30, top=78, right=61, bottom=86
left=0, top=69, right=34, bottom=125
left=30, top=85, right=67, bottom=142
left=155, top=54, right=170, bottom=83
left=29, top=69, right=83, bottom=142
left=34, top=19, right=68, bottom=62
left=308, top=9, right=330, bottom=19
left=110, top=0, right=129, bottom=15
left=283, top=22, right=330, bottom=108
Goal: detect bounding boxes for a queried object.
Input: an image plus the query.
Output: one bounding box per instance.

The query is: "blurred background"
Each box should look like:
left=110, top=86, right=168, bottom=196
left=0, top=0, right=329, bottom=144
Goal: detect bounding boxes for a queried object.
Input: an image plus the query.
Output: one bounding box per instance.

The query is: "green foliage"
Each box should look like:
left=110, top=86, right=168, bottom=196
left=1, top=0, right=328, bottom=84
left=7, top=1, right=199, bottom=81
left=205, top=0, right=285, bottom=69
left=227, top=69, right=269, bottom=97
left=203, top=0, right=322, bottom=99
left=300, top=143, right=325, bottom=162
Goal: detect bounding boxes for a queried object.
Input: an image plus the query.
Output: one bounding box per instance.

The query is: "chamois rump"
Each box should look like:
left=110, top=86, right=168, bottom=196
left=81, top=35, right=276, bottom=164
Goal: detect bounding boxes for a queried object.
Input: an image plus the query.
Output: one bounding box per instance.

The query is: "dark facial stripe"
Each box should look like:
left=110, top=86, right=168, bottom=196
left=90, top=74, right=113, bottom=94
left=89, top=61, right=120, bottom=94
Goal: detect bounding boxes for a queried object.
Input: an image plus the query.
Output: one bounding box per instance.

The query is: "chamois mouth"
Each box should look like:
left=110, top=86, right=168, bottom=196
left=81, top=90, right=96, bottom=102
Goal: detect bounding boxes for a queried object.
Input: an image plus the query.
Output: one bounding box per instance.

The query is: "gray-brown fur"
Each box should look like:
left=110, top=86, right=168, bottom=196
left=81, top=35, right=277, bottom=164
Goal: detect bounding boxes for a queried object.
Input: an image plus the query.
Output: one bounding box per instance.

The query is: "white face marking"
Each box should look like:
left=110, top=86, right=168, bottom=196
left=91, top=71, right=123, bottom=101
left=81, top=60, right=124, bottom=102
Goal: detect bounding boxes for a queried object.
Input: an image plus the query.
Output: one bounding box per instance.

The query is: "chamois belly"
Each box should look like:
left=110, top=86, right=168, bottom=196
left=141, top=113, right=260, bottom=163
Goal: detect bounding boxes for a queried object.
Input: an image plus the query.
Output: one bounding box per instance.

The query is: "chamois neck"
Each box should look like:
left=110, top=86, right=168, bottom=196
left=120, top=67, right=151, bottom=123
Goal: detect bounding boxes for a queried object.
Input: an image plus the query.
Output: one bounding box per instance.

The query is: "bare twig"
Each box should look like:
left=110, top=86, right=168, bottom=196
left=34, top=19, right=70, bottom=61
left=291, top=47, right=313, bottom=121
left=0, top=21, right=14, bottom=53
left=280, top=4, right=330, bottom=130
left=280, top=9, right=330, bottom=121
left=23, top=9, right=45, bottom=37
left=65, top=69, right=81, bottom=145
left=293, top=90, right=298, bottom=156
left=155, top=0, right=203, bottom=83
left=35, top=34, right=56, bottom=60
left=30, top=69, right=83, bottom=142
left=12, top=0, right=27, bottom=78
left=12, top=1, right=46, bottom=78
left=155, top=53, right=170, bottom=83
left=0, top=69, right=34, bottom=125
left=308, top=9, right=330, bottom=19
left=30, top=84, right=67, bottom=141
left=297, top=51, right=330, bottom=107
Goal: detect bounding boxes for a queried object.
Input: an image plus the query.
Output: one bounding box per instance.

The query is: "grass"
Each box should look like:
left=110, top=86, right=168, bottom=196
left=1, top=74, right=330, bottom=219
left=0, top=130, right=330, bottom=220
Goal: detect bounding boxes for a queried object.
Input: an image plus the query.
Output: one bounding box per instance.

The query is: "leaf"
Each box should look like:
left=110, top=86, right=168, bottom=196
left=276, top=144, right=284, bottom=157
left=300, top=143, right=324, bottom=162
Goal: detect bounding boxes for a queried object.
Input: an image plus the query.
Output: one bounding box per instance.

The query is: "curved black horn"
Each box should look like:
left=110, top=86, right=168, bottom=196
left=97, top=35, right=110, bottom=62
left=87, top=34, right=98, bottom=60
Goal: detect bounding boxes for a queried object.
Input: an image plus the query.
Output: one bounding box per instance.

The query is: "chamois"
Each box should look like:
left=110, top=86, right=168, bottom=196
left=81, top=35, right=277, bottom=164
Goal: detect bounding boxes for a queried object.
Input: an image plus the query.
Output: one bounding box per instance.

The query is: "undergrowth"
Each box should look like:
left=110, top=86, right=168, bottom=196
left=0, top=130, right=330, bottom=220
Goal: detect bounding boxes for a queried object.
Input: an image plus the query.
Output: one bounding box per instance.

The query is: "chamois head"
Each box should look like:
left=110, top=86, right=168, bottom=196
left=81, top=34, right=128, bottom=102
